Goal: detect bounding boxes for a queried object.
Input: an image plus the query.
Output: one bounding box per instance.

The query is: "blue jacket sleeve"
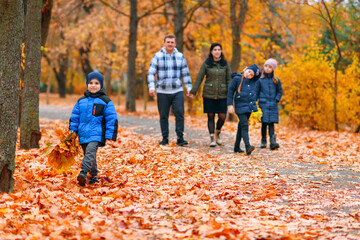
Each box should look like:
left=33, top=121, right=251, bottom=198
left=69, top=101, right=80, bottom=134
left=275, top=79, right=282, bottom=102
left=227, top=77, right=237, bottom=106
left=104, top=101, right=118, bottom=141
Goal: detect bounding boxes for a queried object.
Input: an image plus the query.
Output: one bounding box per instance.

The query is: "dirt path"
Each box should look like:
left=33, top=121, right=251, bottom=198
left=40, top=105, right=360, bottom=191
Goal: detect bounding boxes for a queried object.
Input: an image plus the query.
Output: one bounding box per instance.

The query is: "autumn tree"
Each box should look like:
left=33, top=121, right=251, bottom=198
left=20, top=0, right=43, bottom=149
left=230, top=0, right=248, bottom=72
left=0, top=0, right=24, bottom=193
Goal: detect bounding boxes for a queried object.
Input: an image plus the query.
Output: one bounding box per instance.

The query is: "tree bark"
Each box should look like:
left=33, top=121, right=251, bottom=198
left=0, top=0, right=24, bottom=193
left=20, top=0, right=42, bottom=149
left=174, top=0, right=185, bottom=53
left=126, top=0, right=138, bottom=112
left=230, top=0, right=248, bottom=72
left=41, top=0, right=53, bottom=47
left=79, top=40, right=94, bottom=76
left=105, top=42, right=116, bottom=96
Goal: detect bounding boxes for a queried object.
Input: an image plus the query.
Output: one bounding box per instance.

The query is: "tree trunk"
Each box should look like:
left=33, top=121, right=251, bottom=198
left=230, top=0, right=248, bottom=72
left=105, top=42, right=116, bottom=96
left=79, top=40, right=94, bottom=76
left=0, top=0, right=24, bottom=193
left=174, top=0, right=185, bottom=53
left=41, top=0, right=53, bottom=47
left=20, top=0, right=42, bottom=149
left=126, top=0, right=138, bottom=112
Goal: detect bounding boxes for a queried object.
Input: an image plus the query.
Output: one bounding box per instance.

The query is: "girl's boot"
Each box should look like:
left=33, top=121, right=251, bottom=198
left=270, top=135, right=280, bottom=150
left=210, top=134, right=217, bottom=147
left=260, top=137, right=267, bottom=148
left=215, top=129, right=223, bottom=145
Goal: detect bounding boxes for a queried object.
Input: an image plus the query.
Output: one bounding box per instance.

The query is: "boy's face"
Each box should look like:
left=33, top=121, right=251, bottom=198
left=88, top=79, right=101, bottom=93
left=264, top=64, right=273, bottom=74
left=244, top=69, right=255, bottom=79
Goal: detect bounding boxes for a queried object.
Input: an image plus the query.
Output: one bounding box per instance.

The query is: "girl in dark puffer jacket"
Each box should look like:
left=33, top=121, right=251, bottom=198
left=255, top=58, right=282, bottom=150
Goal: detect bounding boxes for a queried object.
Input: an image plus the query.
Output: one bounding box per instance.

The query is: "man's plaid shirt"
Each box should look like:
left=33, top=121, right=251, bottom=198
left=147, top=47, right=192, bottom=92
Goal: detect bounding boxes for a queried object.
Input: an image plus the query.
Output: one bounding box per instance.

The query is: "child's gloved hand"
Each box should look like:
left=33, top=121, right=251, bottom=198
left=227, top=105, right=234, bottom=114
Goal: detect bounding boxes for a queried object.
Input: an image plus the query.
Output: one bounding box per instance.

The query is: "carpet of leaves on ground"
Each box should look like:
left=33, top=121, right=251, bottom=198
left=1, top=118, right=360, bottom=239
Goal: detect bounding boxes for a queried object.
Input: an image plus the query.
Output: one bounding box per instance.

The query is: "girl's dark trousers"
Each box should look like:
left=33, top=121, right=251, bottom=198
left=235, top=113, right=251, bottom=149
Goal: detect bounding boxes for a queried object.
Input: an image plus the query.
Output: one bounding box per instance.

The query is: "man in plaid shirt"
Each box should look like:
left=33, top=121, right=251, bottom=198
left=147, top=34, right=192, bottom=146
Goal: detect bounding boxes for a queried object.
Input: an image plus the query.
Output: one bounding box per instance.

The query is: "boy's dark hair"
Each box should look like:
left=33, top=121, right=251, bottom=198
left=164, top=34, right=176, bottom=42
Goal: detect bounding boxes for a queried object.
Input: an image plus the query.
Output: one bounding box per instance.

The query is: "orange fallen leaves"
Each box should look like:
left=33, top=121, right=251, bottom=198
left=47, top=125, right=80, bottom=173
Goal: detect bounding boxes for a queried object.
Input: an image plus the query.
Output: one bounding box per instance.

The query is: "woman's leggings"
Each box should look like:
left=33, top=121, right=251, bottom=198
left=261, top=123, right=275, bottom=138
left=207, top=113, right=226, bottom=134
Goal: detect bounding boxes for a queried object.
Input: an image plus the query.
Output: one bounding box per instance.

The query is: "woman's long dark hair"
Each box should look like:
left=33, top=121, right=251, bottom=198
left=205, top=43, right=227, bottom=67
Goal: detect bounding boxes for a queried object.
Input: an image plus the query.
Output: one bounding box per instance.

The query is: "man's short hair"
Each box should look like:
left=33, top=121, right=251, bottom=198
left=164, top=34, right=176, bottom=42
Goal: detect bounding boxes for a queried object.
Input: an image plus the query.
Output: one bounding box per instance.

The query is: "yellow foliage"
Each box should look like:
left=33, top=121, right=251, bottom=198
left=277, top=45, right=360, bottom=131
left=47, top=125, right=80, bottom=174
left=249, top=107, right=263, bottom=126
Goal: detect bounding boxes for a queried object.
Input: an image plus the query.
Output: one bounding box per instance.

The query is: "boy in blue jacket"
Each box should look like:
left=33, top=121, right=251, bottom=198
left=227, top=64, right=260, bottom=155
left=69, top=72, right=118, bottom=186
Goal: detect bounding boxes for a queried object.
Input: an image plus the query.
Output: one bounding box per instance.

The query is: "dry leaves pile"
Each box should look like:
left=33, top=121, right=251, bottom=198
left=1, top=118, right=360, bottom=239
left=47, top=125, right=80, bottom=173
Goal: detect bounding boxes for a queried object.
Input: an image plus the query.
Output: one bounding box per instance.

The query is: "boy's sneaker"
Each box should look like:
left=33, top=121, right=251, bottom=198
left=159, top=138, right=169, bottom=145
left=176, top=137, right=188, bottom=146
left=246, top=145, right=255, bottom=155
left=77, top=173, right=87, bottom=186
left=89, top=176, right=99, bottom=185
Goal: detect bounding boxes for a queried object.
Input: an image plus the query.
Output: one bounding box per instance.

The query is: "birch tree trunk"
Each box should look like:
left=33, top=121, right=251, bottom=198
left=0, top=0, right=24, bottom=193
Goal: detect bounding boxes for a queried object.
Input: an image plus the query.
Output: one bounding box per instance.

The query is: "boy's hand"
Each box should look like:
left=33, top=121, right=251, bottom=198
left=187, top=91, right=194, bottom=98
left=227, top=105, right=234, bottom=114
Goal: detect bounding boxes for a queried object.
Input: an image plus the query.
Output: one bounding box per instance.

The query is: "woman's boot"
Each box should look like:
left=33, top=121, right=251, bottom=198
left=270, top=135, right=280, bottom=150
left=210, top=134, right=217, bottom=147
left=215, top=129, right=223, bottom=145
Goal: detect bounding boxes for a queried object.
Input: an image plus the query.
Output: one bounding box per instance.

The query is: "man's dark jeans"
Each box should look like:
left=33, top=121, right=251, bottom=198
left=157, top=92, right=185, bottom=139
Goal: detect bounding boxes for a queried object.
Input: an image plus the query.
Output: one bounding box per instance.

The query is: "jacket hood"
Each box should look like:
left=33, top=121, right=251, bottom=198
left=84, top=89, right=106, bottom=98
left=231, top=72, right=242, bottom=78
left=160, top=47, right=179, bottom=54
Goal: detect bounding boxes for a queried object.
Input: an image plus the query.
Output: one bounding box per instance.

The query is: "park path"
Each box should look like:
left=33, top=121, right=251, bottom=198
left=40, top=105, right=360, bottom=192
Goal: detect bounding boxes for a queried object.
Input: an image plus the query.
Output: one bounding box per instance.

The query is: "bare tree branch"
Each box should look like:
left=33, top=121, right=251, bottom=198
left=139, top=0, right=173, bottom=20
left=98, top=0, right=130, bottom=17
left=183, top=0, right=207, bottom=29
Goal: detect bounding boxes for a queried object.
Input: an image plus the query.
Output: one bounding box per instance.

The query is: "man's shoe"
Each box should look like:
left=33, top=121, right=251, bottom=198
left=159, top=138, right=169, bottom=145
left=77, top=173, right=87, bottom=186
left=89, top=176, right=99, bottom=185
left=246, top=145, right=255, bottom=155
left=234, top=147, right=244, bottom=153
left=176, top=137, right=188, bottom=146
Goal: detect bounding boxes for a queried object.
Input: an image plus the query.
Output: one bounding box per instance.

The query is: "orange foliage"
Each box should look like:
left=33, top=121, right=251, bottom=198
left=47, top=125, right=80, bottom=173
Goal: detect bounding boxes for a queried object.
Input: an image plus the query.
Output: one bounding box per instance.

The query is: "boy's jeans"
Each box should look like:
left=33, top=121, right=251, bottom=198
left=80, top=141, right=100, bottom=177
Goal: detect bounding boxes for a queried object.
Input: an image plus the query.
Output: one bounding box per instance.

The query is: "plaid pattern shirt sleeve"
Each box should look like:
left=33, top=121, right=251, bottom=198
left=147, top=55, right=158, bottom=91
left=180, top=55, right=192, bottom=91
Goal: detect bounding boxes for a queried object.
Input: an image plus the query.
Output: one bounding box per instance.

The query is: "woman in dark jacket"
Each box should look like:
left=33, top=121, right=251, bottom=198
left=255, top=58, right=282, bottom=150
left=189, top=43, right=231, bottom=147
left=227, top=64, right=260, bottom=155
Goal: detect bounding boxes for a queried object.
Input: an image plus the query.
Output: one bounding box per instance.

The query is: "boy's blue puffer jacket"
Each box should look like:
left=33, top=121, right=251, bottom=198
left=227, top=73, right=259, bottom=114
left=69, top=89, right=118, bottom=146
left=255, top=72, right=282, bottom=123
